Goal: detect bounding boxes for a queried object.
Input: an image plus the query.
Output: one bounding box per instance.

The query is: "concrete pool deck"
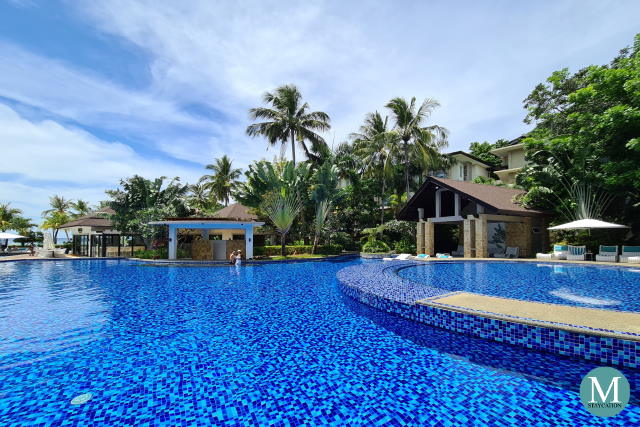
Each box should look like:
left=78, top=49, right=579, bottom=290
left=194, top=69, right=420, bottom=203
left=420, top=292, right=640, bottom=341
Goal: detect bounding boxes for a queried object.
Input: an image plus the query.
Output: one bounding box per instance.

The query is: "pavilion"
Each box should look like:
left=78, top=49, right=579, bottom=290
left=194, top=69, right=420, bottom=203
left=150, top=203, right=265, bottom=260
left=397, top=177, right=549, bottom=258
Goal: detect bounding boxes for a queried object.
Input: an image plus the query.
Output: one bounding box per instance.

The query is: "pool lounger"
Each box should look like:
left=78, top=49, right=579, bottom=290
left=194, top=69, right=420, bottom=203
left=383, top=253, right=412, bottom=261
left=595, top=245, right=618, bottom=262
left=536, top=244, right=568, bottom=260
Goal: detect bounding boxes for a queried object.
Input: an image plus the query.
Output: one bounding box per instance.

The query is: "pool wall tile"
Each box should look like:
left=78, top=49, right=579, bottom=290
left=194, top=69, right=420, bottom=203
left=337, top=261, right=640, bottom=369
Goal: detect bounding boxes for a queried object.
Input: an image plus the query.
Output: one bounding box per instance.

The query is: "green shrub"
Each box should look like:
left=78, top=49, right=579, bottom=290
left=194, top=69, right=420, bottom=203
left=253, top=245, right=343, bottom=256
left=393, top=239, right=416, bottom=254
left=135, top=248, right=168, bottom=259
left=361, top=240, right=390, bottom=253
left=329, top=232, right=360, bottom=251
left=133, top=248, right=189, bottom=259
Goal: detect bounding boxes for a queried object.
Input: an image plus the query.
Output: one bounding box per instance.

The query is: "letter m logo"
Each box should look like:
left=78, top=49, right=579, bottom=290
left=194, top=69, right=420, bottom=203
left=589, top=376, right=621, bottom=403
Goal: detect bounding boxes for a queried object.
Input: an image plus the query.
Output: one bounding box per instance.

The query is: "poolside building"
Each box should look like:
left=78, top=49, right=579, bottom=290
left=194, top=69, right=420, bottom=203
left=150, top=203, right=265, bottom=260
left=59, top=207, right=146, bottom=257
left=398, top=177, right=549, bottom=258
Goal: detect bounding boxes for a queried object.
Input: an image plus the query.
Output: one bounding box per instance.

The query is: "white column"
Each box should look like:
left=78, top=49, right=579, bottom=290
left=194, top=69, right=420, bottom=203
left=435, top=190, right=442, bottom=218
left=168, top=225, right=177, bottom=260
left=417, top=208, right=424, bottom=221
left=245, top=225, right=254, bottom=259
left=454, top=193, right=461, bottom=217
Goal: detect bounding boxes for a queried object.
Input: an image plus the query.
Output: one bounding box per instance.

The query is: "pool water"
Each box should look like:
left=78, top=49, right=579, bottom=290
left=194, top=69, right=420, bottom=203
left=398, top=261, right=640, bottom=312
left=0, top=259, right=638, bottom=425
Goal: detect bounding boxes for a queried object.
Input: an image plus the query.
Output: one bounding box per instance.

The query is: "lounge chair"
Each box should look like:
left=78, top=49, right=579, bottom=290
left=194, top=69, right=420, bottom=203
left=494, top=246, right=519, bottom=259
left=382, top=253, right=412, bottom=261
left=566, top=245, right=586, bottom=261
left=435, top=253, right=451, bottom=259
left=536, top=244, right=568, bottom=260
left=627, top=256, right=640, bottom=264
left=595, top=245, right=618, bottom=262
left=620, top=246, right=640, bottom=263
left=413, top=254, right=430, bottom=260
left=451, top=245, right=464, bottom=257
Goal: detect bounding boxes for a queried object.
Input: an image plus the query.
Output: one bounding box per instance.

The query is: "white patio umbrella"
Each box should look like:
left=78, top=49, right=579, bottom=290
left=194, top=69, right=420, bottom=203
left=0, top=232, right=27, bottom=252
left=548, top=219, right=629, bottom=230
left=0, top=232, right=26, bottom=240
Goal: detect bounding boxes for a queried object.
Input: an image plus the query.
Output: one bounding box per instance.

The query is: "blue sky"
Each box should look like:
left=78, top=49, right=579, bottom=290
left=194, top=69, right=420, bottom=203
left=1, top=0, right=639, bottom=222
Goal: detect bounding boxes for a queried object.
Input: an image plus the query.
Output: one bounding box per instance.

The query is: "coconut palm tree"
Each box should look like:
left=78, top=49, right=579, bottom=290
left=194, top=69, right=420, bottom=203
left=246, top=84, right=331, bottom=165
left=385, top=97, right=448, bottom=197
left=0, top=203, right=23, bottom=232
left=199, top=155, right=242, bottom=207
left=351, top=112, right=398, bottom=225
left=71, top=200, right=92, bottom=218
left=260, top=189, right=304, bottom=256
left=42, top=195, right=72, bottom=217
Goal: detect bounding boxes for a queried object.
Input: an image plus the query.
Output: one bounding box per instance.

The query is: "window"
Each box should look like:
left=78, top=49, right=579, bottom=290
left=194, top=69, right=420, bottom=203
left=463, top=163, right=469, bottom=181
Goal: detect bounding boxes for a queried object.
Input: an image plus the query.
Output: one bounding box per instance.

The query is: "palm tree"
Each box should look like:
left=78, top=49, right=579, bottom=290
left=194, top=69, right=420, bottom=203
left=71, top=200, right=92, bottom=218
left=260, top=189, right=304, bottom=256
left=41, top=211, right=70, bottom=244
left=309, top=161, right=341, bottom=253
left=42, top=195, right=72, bottom=217
left=0, top=202, right=22, bottom=231
left=246, top=84, right=331, bottom=165
left=199, top=155, right=242, bottom=206
left=385, top=97, right=448, bottom=197
left=351, top=112, right=397, bottom=225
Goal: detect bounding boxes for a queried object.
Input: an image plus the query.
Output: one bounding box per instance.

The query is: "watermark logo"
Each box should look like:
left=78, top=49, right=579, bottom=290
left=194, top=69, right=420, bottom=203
left=580, top=367, right=630, bottom=417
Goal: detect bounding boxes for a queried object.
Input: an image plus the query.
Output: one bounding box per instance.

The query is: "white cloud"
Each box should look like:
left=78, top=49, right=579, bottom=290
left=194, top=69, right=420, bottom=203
left=71, top=0, right=640, bottom=151
left=0, top=104, right=202, bottom=220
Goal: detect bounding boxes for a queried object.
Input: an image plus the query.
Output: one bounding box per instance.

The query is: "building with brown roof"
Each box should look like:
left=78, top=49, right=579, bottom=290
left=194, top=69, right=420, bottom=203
left=59, top=207, right=145, bottom=257
left=398, top=177, right=549, bottom=258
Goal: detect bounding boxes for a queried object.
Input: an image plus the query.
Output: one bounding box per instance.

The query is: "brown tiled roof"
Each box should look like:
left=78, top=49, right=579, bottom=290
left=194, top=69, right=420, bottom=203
left=398, top=176, right=546, bottom=220
left=211, top=203, right=258, bottom=221
left=59, top=207, right=115, bottom=229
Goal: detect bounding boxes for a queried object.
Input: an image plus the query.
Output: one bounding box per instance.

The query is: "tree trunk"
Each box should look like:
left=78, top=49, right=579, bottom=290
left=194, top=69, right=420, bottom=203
left=281, top=232, right=286, bottom=256
left=380, top=179, right=386, bottom=225
left=53, top=229, right=58, bottom=245
left=312, top=233, right=320, bottom=254
left=290, top=129, right=296, bottom=166
left=404, top=139, right=410, bottom=197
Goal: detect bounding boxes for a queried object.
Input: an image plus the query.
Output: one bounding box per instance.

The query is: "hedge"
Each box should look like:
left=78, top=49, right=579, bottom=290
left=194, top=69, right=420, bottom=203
left=254, top=244, right=342, bottom=256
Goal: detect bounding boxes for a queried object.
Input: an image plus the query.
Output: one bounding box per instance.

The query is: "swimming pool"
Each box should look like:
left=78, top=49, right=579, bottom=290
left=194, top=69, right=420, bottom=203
left=397, top=261, right=640, bottom=312
left=0, top=259, right=638, bottom=424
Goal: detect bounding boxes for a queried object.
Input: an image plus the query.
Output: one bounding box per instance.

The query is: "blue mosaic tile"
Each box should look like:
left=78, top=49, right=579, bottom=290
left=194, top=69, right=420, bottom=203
left=0, top=258, right=638, bottom=424
left=338, top=260, right=640, bottom=370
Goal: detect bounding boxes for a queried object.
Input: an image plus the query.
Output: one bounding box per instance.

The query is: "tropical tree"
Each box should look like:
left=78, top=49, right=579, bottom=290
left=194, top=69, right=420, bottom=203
left=42, top=195, right=72, bottom=217
left=0, top=202, right=22, bottom=231
left=187, top=182, right=220, bottom=214
left=71, top=200, right=92, bottom=218
left=309, top=161, right=341, bottom=253
left=42, top=211, right=70, bottom=244
left=246, top=84, right=331, bottom=165
left=260, top=189, right=304, bottom=256
left=9, top=217, right=36, bottom=246
left=106, top=175, right=190, bottom=248
left=385, top=97, right=448, bottom=196
left=517, top=33, right=640, bottom=236
left=351, top=112, right=397, bottom=225
left=199, top=155, right=242, bottom=206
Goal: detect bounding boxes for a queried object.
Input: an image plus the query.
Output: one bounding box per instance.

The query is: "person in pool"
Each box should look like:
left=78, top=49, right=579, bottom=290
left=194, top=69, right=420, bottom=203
left=229, top=250, right=242, bottom=265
